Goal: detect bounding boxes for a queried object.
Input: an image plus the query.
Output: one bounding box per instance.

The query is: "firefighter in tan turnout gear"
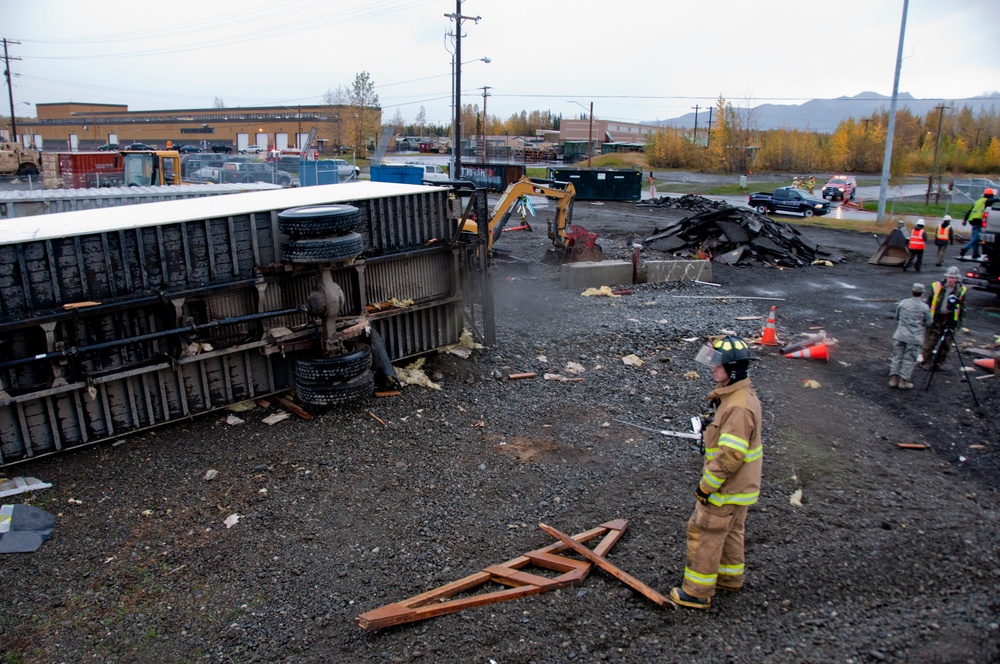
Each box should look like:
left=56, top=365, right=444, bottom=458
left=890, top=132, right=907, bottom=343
left=671, top=335, right=763, bottom=610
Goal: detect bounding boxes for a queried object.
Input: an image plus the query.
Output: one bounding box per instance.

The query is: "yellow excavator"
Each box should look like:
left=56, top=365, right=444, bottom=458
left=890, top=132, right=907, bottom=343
left=461, top=176, right=604, bottom=262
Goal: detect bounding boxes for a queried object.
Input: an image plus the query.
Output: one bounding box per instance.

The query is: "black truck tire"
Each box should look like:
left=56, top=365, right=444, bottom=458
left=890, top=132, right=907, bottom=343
left=17, top=163, right=40, bottom=176
left=295, top=370, right=374, bottom=406
left=278, top=205, right=362, bottom=237
left=281, top=232, right=363, bottom=264
left=294, top=342, right=372, bottom=383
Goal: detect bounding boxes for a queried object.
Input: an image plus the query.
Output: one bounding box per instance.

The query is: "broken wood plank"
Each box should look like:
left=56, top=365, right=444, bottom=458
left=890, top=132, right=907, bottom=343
left=254, top=398, right=271, bottom=408
left=375, top=390, right=401, bottom=398
left=369, top=412, right=387, bottom=427
left=356, top=519, right=628, bottom=631
left=538, top=522, right=674, bottom=609
left=508, top=372, right=537, bottom=380
left=277, top=397, right=313, bottom=420
left=897, top=443, right=927, bottom=450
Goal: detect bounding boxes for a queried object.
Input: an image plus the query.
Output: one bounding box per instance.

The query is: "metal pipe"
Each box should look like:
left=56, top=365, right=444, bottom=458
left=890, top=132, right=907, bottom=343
left=0, top=306, right=303, bottom=372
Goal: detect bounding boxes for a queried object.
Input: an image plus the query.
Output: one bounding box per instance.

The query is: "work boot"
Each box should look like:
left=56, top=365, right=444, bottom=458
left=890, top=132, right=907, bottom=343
left=959, top=249, right=966, bottom=258
left=898, top=380, right=914, bottom=390
left=889, top=375, right=899, bottom=388
left=715, top=582, right=742, bottom=592
left=669, top=587, right=711, bottom=610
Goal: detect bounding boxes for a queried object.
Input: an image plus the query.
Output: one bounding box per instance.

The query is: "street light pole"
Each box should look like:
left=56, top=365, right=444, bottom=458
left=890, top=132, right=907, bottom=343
left=927, top=104, right=947, bottom=205
left=445, top=1, right=481, bottom=180
left=569, top=100, right=594, bottom=167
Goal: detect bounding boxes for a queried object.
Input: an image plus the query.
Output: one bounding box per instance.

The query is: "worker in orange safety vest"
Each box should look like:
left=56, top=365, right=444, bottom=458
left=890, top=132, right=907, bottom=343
left=903, top=219, right=926, bottom=272
left=933, top=215, right=954, bottom=267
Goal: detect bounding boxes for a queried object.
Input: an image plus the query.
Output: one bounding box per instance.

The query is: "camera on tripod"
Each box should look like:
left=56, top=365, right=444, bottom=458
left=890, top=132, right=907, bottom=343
left=946, top=294, right=958, bottom=312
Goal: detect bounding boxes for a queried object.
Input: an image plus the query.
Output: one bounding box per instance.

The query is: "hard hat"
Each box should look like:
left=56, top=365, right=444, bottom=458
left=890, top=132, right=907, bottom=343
left=945, top=266, right=961, bottom=278
left=916, top=219, right=925, bottom=227
left=694, top=335, right=756, bottom=367
left=942, top=214, right=952, bottom=222
left=985, top=188, right=996, bottom=197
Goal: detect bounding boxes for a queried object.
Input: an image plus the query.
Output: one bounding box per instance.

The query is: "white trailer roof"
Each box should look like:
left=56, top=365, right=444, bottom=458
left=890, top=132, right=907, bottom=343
left=0, top=181, right=444, bottom=245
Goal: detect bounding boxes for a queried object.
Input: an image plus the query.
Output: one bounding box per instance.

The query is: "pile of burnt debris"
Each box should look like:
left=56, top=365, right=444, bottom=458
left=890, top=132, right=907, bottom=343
left=640, top=202, right=839, bottom=267
left=636, top=194, right=731, bottom=212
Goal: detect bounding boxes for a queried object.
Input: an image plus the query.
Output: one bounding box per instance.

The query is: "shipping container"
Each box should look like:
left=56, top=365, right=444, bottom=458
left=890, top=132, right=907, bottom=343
left=548, top=168, right=642, bottom=201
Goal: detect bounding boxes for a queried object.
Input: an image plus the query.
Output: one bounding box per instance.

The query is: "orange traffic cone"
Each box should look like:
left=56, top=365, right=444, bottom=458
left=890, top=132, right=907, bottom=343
left=785, top=340, right=829, bottom=362
left=760, top=306, right=780, bottom=346
left=973, top=358, right=996, bottom=371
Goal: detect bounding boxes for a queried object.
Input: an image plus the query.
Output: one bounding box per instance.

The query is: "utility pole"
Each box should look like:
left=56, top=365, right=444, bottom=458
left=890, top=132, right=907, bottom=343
left=706, top=107, right=714, bottom=147
left=927, top=104, right=947, bottom=205
left=3, top=38, right=22, bottom=143
left=877, top=0, right=909, bottom=224
left=691, top=105, right=700, bottom=146
left=587, top=101, right=593, bottom=168
left=481, top=85, right=491, bottom=163
left=445, top=1, right=481, bottom=179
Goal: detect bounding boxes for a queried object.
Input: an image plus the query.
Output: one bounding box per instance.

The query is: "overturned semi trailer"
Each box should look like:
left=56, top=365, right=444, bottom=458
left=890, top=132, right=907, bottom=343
left=0, top=182, right=491, bottom=467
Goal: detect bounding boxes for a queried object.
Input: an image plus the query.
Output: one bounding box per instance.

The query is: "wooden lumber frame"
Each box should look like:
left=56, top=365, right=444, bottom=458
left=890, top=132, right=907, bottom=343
left=355, top=518, right=628, bottom=631
left=539, top=522, right=673, bottom=609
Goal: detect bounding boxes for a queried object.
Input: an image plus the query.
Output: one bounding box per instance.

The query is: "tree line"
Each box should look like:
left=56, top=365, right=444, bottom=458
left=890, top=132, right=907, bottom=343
left=647, top=96, right=1000, bottom=177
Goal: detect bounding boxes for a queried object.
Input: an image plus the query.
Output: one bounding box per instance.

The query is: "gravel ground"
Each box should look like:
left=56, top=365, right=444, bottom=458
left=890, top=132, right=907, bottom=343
left=2, top=197, right=999, bottom=664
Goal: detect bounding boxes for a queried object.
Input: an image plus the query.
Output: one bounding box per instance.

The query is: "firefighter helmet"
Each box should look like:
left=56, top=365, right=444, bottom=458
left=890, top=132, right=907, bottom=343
left=694, top=335, right=756, bottom=367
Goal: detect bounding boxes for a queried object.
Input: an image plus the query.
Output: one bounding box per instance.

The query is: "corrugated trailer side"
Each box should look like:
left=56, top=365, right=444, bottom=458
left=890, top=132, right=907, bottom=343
left=0, top=182, right=484, bottom=466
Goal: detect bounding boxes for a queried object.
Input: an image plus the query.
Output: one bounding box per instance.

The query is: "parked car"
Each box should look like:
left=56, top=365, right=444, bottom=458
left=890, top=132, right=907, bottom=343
left=747, top=187, right=831, bottom=217
left=327, top=158, right=361, bottom=180
left=181, top=153, right=229, bottom=179
left=221, top=161, right=291, bottom=186
left=210, top=144, right=232, bottom=154
left=240, top=145, right=265, bottom=154
left=417, top=163, right=448, bottom=182
left=124, top=143, right=154, bottom=151
left=178, top=145, right=203, bottom=154
left=821, top=175, right=857, bottom=201
left=97, top=143, right=120, bottom=152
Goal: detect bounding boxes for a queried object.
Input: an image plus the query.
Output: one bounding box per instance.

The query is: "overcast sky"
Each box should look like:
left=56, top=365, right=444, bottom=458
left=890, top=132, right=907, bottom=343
left=7, top=0, right=998, bottom=127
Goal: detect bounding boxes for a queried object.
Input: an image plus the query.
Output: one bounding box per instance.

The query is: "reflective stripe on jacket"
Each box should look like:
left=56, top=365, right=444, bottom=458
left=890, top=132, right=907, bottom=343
left=700, top=378, right=763, bottom=507
left=935, top=225, right=951, bottom=245
left=908, top=228, right=925, bottom=250
left=928, top=281, right=967, bottom=325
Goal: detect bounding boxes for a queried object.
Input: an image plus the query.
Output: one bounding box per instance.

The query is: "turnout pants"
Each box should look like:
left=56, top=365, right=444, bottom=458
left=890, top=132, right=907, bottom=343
left=682, top=502, right=749, bottom=599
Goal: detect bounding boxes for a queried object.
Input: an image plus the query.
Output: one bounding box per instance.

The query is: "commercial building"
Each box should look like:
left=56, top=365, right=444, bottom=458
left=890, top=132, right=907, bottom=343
left=17, top=102, right=381, bottom=154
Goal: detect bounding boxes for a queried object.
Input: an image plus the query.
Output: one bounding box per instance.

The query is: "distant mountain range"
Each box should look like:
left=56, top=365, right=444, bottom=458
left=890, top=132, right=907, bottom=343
left=649, top=92, right=1000, bottom=133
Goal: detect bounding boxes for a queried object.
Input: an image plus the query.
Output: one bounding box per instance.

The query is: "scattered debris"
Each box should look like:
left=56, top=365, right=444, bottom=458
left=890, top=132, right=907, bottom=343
left=897, top=443, right=927, bottom=450
left=564, top=362, right=586, bottom=375
left=0, top=504, right=56, bottom=554
left=224, top=514, right=241, bottom=528
left=684, top=371, right=699, bottom=380
left=226, top=400, right=258, bottom=413
left=789, top=489, right=803, bottom=507
left=543, top=373, right=585, bottom=383
left=262, top=412, right=291, bottom=426
left=641, top=204, right=835, bottom=267
left=375, top=390, right=401, bottom=398
left=0, top=477, right=52, bottom=499
left=621, top=354, right=644, bottom=367
left=636, top=193, right=731, bottom=212
left=369, top=412, right=388, bottom=427
left=355, top=519, right=628, bottom=631
left=278, top=396, right=313, bottom=421
left=508, top=372, right=537, bottom=380
left=395, top=357, right=442, bottom=390
left=582, top=286, right=621, bottom=298
left=802, top=379, right=821, bottom=389
left=203, top=469, right=218, bottom=481
left=225, top=414, right=244, bottom=426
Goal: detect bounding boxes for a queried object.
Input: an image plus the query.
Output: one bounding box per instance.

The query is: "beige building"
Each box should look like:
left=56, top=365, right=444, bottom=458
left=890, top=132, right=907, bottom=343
left=19, top=102, right=381, bottom=154
left=560, top=118, right=653, bottom=149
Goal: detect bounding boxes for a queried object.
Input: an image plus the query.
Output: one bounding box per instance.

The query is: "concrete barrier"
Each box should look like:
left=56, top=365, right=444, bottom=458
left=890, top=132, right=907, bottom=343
left=643, top=259, right=712, bottom=284
left=560, top=260, right=634, bottom=290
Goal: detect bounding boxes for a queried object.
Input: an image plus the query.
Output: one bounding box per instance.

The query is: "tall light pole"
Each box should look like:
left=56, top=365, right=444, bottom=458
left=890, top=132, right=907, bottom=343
left=445, top=45, right=489, bottom=176
left=927, top=104, right=947, bottom=205
left=445, top=1, right=481, bottom=180
left=877, top=0, right=909, bottom=224
left=691, top=105, right=700, bottom=146
left=568, top=100, right=594, bottom=167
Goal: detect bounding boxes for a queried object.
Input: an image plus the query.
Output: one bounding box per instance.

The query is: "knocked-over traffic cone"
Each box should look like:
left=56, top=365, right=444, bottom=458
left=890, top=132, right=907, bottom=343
left=973, top=358, right=996, bottom=371
left=785, top=339, right=829, bottom=362
left=760, top=306, right=780, bottom=346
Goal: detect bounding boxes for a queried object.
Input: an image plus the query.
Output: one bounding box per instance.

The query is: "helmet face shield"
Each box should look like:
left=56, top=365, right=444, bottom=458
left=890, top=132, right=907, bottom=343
left=695, top=343, right=724, bottom=367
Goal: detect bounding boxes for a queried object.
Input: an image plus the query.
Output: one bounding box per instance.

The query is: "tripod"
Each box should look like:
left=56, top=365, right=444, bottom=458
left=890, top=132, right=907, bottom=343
left=923, top=326, right=979, bottom=408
